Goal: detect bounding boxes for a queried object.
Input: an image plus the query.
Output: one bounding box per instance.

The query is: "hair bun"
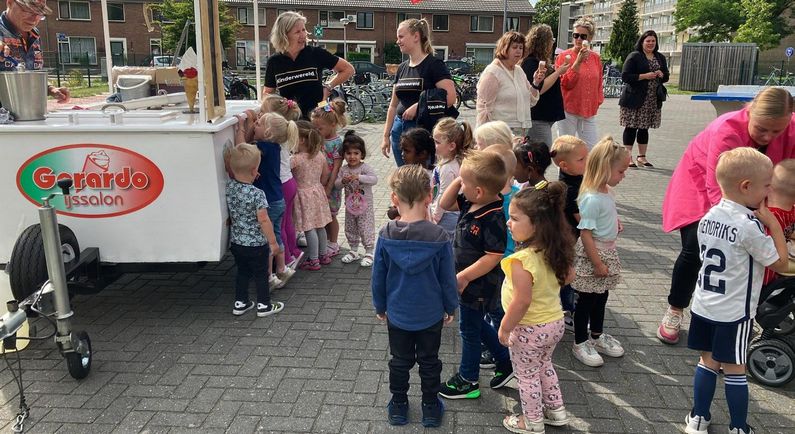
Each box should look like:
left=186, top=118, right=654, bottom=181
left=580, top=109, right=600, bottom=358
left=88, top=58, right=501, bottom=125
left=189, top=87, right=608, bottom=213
left=344, top=130, right=357, bottom=137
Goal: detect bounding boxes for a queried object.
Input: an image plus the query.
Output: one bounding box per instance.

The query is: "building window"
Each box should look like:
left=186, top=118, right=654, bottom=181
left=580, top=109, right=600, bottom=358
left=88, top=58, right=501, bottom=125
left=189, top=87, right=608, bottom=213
left=107, top=3, right=124, bottom=22
left=507, top=17, right=519, bottom=31
left=356, top=12, right=374, bottom=29
left=150, top=39, right=161, bottom=57
left=434, top=47, right=448, bottom=60
left=320, top=11, right=346, bottom=28
left=466, top=46, right=494, bottom=65
left=58, top=1, right=90, bottom=20
left=432, top=15, right=448, bottom=31
left=397, top=12, right=421, bottom=25
left=470, top=16, right=494, bottom=32
left=237, top=7, right=265, bottom=25
left=59, top=37, right=97, bottom=64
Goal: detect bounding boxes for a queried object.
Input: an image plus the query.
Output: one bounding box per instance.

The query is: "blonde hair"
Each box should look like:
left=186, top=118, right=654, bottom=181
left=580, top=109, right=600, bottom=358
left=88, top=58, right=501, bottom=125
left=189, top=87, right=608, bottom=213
left=485, top=143, right=517, bottom=179
left=495, top=31, right=526, bottom=60
left=295, top=119, right=323, bottom=156
left=772, top=159, right=795, bottom=199
left=389, top=164, right=431, bottom=206
left=579, top=136, right=629, bottom=199
left=224, top=143, right=261, bottom=176
left=474, top=121, right=513, bottom=150
left=270, top=11, right=307, bottom=53
left=261, top=94, right=301, bottom=121
left=461, top=150, right=507, bottom=195
left=716, top=147, right=773, bottom=192
left=551, top=135, right=588, bottom=165
left=433, top=117, right=473, bottom=161
left=748, top=87, right=794, bottom=119
left=573, top=17, right=595, bottom=39
left=259, top=112, right=298, bottom=150
left=399, top=18, right=434, bottom=55
left=311, top=99, right=348, bottom=128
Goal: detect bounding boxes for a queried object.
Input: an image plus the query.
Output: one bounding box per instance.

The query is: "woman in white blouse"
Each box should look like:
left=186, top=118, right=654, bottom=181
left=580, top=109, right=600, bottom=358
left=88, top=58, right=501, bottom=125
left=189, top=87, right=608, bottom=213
left=476, top=31, right=546, bottom=136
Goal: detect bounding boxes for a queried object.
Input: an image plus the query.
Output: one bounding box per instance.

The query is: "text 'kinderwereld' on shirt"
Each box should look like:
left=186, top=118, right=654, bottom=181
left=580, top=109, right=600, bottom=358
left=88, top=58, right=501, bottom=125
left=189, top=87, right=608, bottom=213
left=275, top=68, right=318, bottom=87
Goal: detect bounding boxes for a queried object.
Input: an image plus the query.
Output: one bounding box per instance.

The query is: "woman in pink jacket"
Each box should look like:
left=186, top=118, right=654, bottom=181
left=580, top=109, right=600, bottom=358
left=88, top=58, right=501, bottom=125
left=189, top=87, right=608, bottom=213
left=658, top=87, right=795, bottom=345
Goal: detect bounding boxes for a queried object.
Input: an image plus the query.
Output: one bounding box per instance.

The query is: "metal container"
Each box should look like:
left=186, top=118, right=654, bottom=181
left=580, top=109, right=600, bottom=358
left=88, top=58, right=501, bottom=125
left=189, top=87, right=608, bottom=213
left=0, top=71, right=48, bottom=121
left=116, top=75, right=152, bottom=101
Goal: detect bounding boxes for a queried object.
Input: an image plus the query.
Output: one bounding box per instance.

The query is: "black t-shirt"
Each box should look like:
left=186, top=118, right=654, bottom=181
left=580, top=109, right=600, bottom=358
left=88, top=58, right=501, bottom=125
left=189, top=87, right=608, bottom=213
left=559, top=170, right=583, bottom=237
left=521, top=56, right=565, bottom=123
left=265, top=46, right=340, bottom=118
left=454, top=194, right=506, bottom=308
left=393, top=55, right=451, bottom=117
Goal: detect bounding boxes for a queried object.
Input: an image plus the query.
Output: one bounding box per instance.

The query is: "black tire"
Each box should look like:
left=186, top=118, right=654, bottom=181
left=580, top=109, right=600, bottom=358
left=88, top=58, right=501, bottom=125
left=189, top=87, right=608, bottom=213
left=346, top=95, right=366, bottom=125
left=462, top=88, right=477, bottom=109
left=8, top=224, right=79, bottom=301
left=66, top=330, right=92, bottom=380
left=748, top=338, right=795, bottom=387
left=454, top=88, right=462, bottom=110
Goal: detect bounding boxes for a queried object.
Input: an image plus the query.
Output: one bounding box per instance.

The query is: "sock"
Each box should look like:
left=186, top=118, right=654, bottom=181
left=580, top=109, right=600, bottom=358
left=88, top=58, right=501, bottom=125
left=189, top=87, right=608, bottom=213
left=692, top=363, right=718, bottom=419
left=724, top=374, right=749, bottom=430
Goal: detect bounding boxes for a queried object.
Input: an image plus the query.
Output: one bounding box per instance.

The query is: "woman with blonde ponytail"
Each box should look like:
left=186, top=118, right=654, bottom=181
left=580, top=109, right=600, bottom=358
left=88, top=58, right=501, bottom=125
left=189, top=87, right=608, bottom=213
left=658, top=87, right=795, bottom=345
left=380, top=18, right=457, bottom=167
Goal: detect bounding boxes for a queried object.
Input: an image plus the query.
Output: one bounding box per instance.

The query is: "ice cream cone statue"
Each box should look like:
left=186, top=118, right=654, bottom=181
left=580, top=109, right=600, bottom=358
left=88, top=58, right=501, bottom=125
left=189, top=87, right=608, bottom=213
left=177, top=48, right=199, bottom=113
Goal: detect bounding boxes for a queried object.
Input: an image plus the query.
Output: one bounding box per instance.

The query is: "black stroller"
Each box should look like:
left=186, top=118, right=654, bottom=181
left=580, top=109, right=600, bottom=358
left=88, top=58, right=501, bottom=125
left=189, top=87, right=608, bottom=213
left=747, top=276, right=795, bottom=387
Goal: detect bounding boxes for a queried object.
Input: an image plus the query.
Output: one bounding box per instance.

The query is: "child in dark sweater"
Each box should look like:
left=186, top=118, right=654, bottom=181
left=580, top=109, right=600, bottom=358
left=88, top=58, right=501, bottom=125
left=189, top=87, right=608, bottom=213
left=372, top=165, right=457, bottom=428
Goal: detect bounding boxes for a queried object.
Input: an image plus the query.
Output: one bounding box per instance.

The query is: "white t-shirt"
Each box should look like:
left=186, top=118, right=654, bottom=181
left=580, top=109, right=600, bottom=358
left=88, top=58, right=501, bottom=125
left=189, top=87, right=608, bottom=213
left=691, top=199, right=779, bottom=324
left=279, top=146, right=293, bottom=183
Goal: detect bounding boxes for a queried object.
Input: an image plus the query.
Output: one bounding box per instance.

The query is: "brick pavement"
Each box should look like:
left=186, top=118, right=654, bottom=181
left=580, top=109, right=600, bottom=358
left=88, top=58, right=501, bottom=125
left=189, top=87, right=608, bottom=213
left=1, top=95, right=794, bottom=433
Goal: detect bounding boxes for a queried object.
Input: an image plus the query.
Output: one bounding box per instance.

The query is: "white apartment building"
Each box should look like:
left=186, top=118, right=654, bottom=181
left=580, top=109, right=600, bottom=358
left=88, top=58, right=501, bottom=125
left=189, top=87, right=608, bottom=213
left=558, top=0, right=689, bottom=74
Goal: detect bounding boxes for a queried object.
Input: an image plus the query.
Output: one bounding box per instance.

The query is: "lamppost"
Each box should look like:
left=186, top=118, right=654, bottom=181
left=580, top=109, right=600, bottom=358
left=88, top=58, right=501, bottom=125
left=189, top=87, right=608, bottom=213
left=340, top=17, right=352, bottom=60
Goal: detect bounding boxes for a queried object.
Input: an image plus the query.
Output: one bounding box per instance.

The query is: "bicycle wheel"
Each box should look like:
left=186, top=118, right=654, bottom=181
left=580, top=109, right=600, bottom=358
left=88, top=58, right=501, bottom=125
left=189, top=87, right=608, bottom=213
left=346, top=95, right=366, bottom=125
left=454, top=88, right=462, bottom=109
left=463, top=87, right=477, bottom=109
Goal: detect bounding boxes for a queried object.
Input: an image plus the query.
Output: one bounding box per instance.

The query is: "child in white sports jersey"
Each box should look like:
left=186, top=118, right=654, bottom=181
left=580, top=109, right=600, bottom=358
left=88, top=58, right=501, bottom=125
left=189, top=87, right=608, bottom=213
left=685, top=147, right=789, bottom=434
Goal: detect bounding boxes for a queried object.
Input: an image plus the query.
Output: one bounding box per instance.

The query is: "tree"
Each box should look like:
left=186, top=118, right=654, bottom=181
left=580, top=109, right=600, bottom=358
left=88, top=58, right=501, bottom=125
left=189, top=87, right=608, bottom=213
left=155, top=0, right=240, bottom=55
left=605, top=0, right=639, bottom=65
left=533, top=0, right=561, bottom=36
left=383, top=43, right=402, bottom=64
left=735, top=0, right=781, bottom=49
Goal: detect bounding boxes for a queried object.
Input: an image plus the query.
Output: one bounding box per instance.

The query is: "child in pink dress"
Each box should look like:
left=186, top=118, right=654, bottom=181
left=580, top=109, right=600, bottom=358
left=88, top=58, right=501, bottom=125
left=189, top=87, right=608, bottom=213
left=291, top=120, right=333, bottom=271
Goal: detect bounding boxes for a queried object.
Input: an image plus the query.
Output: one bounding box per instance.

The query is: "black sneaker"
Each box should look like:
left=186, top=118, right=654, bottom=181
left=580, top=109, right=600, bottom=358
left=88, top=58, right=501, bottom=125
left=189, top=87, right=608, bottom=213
left=232, top=300, right=254, bottom=315
left=257, top=302, right=284, bottom=317
left=422, top=397, right=445, bottom=427
left=490, top=362, right=515, bottom=389
left=387, top=398, right=409, bottom=425
left=480, top=349, right=496, bottom=369
left=439, top=373, right=480, bottom=399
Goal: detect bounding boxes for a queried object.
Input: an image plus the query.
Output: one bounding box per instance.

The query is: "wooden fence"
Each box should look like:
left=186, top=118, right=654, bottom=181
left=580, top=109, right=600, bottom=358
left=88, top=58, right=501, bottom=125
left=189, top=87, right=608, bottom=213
left=679, top=43, right=757, bottom=92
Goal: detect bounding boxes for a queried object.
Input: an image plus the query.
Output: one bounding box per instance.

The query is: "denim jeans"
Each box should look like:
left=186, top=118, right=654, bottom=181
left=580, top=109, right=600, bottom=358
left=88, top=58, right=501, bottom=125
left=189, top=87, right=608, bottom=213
left=389, top=115, right=416, bottom=167
left=459, top=303, right=510, bottom=381
left=388, top=320, right=443, bottom=403
left=266, top=199, right=286, bottom=248
left=230, top=243, right=271, bottom=305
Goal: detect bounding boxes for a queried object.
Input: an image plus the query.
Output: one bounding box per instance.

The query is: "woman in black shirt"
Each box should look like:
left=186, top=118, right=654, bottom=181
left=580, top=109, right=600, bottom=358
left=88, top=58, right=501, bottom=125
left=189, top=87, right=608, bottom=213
left=264, top=11, right=354, bottom=118
left=521, top=24, right=570, bottom=146
left=379, top=18, right=455, bottom=167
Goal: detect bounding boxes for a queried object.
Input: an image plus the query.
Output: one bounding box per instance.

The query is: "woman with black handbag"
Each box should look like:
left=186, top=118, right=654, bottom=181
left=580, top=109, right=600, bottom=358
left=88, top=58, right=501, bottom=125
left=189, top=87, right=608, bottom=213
left=618, top=30, right=669, bottom=167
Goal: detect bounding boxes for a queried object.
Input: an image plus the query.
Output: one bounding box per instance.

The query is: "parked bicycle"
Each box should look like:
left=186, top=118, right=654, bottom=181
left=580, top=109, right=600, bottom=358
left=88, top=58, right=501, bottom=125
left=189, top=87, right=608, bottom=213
left=602, top=64, right=623, bottom=98
left=762, top=67, right=795, bottom=86
left=451, top=68, right=478, bottom=109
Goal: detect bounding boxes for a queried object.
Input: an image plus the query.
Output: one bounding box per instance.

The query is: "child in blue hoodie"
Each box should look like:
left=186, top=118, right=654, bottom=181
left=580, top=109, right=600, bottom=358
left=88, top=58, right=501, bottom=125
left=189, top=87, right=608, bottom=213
left=372, top=165, right=458, bottom=428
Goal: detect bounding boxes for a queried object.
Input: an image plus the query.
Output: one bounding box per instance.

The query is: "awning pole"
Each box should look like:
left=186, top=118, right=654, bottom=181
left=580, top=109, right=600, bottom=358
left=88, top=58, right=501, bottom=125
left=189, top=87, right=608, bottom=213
left=100, top=0, right=113, bottom=94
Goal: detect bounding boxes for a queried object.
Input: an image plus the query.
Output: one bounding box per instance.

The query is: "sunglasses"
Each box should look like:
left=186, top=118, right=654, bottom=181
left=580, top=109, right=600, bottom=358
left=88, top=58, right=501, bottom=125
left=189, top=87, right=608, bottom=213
left=572, top=33, right=589, bottom=40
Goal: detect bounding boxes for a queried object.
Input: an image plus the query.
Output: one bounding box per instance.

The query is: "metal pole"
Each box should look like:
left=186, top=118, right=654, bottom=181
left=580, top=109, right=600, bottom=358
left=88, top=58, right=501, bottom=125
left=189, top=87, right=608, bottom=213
left=344, top=23, right=348, bottom=60
left=100, top=0, right=114, bottom=93
left=193, top=0, right=206, bottom=123
left=504, top=0, right=508, bottom=33
left=253, top=0, right=261, bottom=100
left=38, top=204, right=73, bottom=336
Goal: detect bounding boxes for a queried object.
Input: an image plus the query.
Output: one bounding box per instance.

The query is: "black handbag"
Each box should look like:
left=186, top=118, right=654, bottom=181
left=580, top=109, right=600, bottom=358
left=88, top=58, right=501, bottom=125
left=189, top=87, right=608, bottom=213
left=656, top=79, right=667, bottom=108
left=417, top=88, right=459, bottom=131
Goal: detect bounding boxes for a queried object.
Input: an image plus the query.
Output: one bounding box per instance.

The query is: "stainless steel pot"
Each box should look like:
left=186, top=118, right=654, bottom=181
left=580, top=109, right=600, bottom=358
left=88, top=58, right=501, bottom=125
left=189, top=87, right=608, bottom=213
left=0, top=71, right=48, bottom=121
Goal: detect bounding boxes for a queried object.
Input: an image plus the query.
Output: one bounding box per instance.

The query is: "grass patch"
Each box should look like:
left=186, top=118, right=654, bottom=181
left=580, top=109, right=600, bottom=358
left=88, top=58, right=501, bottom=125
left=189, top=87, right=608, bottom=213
left=666, top=84, right=697, bottom=95
left=67, top=82, right=112, bottom=98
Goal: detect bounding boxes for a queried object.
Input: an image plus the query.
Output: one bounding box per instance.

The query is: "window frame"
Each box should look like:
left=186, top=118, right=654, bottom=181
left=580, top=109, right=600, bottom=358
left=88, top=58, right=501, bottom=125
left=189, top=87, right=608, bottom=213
left=356, top=11, right=374, bottom=30
left=396, top=12, right=421, bottom=25
left=107, top=3, right=124, bottom=22
left=470, top=15, right=494, bottom=33
left=432, top=14, right=449, bottom=32
left=237, top=7, right=265, bottom=26
left=506, top=16, right=519, bottom=32
left=59, top=36, right=98, bottom=65
left=58, top=1, right=91, bottom=21
left=319, top=10, right=346, bottom=28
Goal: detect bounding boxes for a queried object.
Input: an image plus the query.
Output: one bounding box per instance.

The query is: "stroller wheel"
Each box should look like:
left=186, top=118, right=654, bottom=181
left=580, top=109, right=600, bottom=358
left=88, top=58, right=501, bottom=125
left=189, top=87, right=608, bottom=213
left=748, top=339, right=795, bottom=387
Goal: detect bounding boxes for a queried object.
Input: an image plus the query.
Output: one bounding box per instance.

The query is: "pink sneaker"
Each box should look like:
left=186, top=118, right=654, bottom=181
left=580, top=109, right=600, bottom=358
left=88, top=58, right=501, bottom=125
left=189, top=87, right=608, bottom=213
left=319, top=254, right=332, bottom=265
left=326, top=242, right=340, bottom=257
left=657, top=308, right=683, bottom=345
left=299, top=258, right=321, bottom=271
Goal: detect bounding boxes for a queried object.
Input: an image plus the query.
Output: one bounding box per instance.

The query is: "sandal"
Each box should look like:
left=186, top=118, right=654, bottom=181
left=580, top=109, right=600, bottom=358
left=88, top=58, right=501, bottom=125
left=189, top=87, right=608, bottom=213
left=341, top=251, right=362, bottom=264
left=637, top=154, right=654, bottom=167
left=502, top=414, right=544, bottom=434
left=360, top=253, right=374, bottom=267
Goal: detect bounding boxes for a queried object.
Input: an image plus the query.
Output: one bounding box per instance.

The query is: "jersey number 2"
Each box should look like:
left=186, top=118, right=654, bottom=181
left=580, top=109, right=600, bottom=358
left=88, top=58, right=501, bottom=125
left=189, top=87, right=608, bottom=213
left=699, top=245, right=726, bottom=294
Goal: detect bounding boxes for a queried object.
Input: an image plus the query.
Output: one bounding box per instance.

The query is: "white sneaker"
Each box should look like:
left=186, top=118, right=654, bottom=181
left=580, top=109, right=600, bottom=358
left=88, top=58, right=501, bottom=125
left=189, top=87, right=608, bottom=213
left=728, top=425, right=755, bottom=434
left=591, top=333, right=625, bottom=358
left=543, top=406, right=568, bottom=426
left=268, top=274, right=284, bottom=290
left=276, top=266, right=295, bottom=286
left=572, top=341, right=604, bottom=367
left=685, top=412, right=710, bottom=434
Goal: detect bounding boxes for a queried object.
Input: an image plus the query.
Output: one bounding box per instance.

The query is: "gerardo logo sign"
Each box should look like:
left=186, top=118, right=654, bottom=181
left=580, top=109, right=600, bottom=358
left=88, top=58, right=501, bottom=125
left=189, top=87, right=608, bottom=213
left=16, top=144, right=164, bottom=218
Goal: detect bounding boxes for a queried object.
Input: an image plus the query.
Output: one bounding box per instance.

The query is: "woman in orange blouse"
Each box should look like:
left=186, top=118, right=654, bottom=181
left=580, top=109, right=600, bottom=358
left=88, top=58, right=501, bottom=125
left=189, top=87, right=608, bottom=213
left=554, top=17, right=604, bottom=148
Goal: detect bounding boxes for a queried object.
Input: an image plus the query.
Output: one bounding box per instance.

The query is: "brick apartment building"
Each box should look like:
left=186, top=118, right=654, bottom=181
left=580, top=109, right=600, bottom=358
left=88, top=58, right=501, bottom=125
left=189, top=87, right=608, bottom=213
left=26, top=0, right=534, bottom=70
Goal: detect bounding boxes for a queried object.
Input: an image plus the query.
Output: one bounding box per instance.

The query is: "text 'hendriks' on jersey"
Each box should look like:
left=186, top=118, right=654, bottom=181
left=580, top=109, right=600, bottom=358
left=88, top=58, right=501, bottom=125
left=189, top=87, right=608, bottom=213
left=691, top=199, right=779, bottom=324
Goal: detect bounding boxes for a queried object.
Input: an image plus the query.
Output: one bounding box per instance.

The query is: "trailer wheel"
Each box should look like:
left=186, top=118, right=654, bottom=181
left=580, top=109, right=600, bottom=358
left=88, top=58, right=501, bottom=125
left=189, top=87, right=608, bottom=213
left=8, top=224, right=80, bottom=301
left=66, top=331, right=92, bottom=380
left=748, top=338, right=795, bottom=387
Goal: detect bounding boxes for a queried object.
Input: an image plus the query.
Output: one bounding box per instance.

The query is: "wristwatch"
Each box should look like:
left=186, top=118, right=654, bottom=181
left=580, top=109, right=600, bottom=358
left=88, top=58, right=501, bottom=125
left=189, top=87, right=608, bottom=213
left=530, top=81, right=543, bottom=91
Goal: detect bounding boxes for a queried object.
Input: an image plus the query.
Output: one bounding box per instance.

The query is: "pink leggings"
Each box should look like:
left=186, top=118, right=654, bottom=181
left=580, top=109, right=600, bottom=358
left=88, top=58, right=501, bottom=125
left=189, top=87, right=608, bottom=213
left=508, top=319, right=565, bottom=421
left=280, top=178, right=300, bottom=262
